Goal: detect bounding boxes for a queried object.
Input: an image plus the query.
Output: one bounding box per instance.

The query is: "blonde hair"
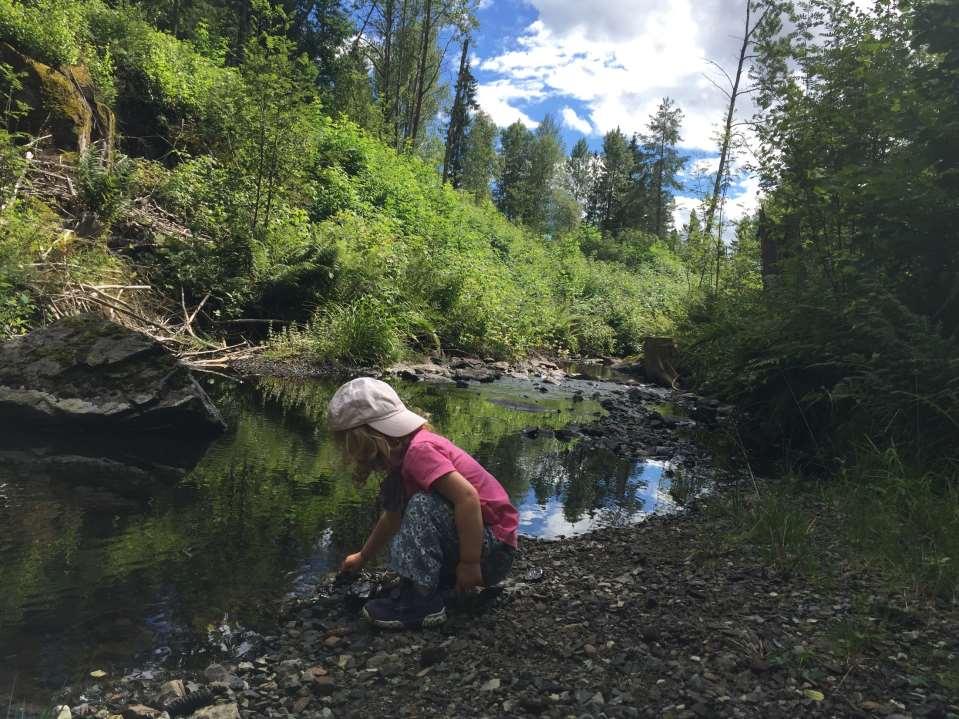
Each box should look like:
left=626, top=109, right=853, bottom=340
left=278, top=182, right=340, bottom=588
left=332, top=422, right=431, bottom=485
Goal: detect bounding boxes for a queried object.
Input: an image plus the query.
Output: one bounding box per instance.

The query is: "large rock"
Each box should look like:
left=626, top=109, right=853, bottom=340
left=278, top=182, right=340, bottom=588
left=0, top=43, right=114, bottom=154
left=0, top=314, right=225, bottom=435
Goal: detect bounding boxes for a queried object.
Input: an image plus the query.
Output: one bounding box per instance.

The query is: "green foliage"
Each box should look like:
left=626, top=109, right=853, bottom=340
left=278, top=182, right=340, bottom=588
left=836, top=446, right=959, bottom=599
left=0, top=0, right=87, bottom=67
left=76, top=149, right=135, bottom=225
left=0, top=0, right=687, bottom=361
left=283, top=295, right=409, bottom=366
left=681, top=276, right=959, bottom=467
left=680, top=0, right=959, bottom=479
left=0, top=203, right=38, bottom=337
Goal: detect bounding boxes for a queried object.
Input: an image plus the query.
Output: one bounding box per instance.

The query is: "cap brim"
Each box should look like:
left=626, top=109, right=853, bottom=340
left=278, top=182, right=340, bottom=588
left=368, top=408, right=427, bottom=437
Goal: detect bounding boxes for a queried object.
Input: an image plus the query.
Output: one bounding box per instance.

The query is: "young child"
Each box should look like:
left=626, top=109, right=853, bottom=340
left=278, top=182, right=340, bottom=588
left=327, top=377, right=518, bottom=629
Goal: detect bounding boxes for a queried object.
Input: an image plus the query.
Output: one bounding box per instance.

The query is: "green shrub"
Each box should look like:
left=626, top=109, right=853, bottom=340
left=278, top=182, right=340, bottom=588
left=0, top=197, right=66, bottom=337
left=680, top=274, right=959, bottom=469
left=76, top=148, right=134, bottom=225
left=302, top=295, right=407, bottom=366
left=0, top=0, right=87, bottom=67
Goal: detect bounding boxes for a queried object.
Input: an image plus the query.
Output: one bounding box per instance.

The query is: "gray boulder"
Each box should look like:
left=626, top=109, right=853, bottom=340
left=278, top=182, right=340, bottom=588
left=0, top=314, right=225, bottom=434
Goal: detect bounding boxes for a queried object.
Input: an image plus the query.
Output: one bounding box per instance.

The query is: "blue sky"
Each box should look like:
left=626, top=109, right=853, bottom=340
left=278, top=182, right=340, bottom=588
left=466, top=0, right=764, bottom=229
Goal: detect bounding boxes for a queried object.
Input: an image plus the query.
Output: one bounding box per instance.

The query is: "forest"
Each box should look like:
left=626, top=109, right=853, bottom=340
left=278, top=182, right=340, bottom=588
left=1, top=0, right=958, bottom=600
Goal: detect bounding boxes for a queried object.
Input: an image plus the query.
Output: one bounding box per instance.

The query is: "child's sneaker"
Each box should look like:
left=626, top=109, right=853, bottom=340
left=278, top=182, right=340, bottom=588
left=361, top=581, right=446, bottom=629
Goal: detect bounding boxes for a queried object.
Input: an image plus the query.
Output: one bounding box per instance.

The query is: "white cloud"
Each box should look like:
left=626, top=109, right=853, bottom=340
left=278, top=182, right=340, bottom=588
left=689, top=156, right=720, bottom=176
left=672, top=195, right=703, bottom=231
left=724, top=174, right=762, bottom=223
left=475, top=0, right=760, bottom=150
left=560, top=105, right=592, bottom=135
left=475, top=79, right=542, bottom=128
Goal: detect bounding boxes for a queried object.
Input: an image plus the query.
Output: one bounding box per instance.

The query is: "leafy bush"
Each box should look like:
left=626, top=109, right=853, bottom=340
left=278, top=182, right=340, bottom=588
left=680, top=273, right=959, bottom=469
left=306, top=295, right=408, bottom=366
left=0, top=0, right=87, bottom=67
left=76, top=148, right=134, bottom=225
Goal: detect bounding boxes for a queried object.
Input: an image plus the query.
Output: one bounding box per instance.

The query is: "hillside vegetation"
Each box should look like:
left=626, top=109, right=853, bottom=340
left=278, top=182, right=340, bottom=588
left=0, top=0, right=686, bottom=364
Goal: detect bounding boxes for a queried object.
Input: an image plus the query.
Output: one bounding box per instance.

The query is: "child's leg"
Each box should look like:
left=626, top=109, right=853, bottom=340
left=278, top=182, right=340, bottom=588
left=387, top=492, right=515, bottom=592
left=387, top=492, right=459, bottom=593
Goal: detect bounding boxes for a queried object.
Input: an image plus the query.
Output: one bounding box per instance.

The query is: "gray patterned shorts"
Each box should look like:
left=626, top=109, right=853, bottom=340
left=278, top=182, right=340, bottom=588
left=388, top=492, right=515, bottom=592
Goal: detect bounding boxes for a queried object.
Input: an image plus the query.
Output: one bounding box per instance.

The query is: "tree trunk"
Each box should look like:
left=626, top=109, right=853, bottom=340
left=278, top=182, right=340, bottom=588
left=408, top=0, right=433, bottom=149
left=643, top=336, right=678, bottom=387
left=393, top=0, right=409, bottom=149
left=381, top=0, right=395, bottom=142
left=703, top=0, right=753, bottom=240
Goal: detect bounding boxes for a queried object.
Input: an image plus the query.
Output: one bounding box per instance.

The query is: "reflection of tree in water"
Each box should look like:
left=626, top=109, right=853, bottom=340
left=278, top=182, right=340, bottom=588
left=561, top=447, right=635, bottom=523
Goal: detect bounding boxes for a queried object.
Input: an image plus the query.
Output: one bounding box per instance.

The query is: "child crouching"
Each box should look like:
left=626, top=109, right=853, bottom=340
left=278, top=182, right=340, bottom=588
left=327, top=377, right=518, bottom=629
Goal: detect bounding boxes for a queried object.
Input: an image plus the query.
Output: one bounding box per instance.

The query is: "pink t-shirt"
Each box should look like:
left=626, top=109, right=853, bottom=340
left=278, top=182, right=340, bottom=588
left=400, top=430, right=518, bottom=548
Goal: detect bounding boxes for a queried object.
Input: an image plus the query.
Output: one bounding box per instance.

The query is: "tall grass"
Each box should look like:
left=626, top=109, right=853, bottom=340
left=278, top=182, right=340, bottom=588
left=710, top=448, right=959, bottom=600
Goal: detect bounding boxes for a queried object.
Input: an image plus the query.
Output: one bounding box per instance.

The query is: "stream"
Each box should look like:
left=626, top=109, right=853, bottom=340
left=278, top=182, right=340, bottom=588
left=0, top=371, right=684, bottom=706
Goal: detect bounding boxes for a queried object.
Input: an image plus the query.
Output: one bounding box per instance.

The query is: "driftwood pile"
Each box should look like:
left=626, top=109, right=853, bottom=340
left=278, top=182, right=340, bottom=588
left=8, top=144, right=263, bottom=373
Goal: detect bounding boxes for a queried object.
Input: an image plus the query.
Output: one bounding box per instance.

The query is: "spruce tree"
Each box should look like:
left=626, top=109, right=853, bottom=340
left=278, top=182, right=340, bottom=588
left=442, top=37, right=477, bottom=186
left=591, top=128, right=633, bottom=235
left=460, top=111, right=497, bottom=203
left=495, top=120, right=534, bottom=222
left=642, top=97, right=687, bottom=242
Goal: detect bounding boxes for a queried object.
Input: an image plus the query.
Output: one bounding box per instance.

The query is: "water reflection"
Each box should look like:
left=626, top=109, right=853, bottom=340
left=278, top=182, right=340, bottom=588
left=516, top=450, right=673, bottom=538
left=0, top=375, right=665, bottom=706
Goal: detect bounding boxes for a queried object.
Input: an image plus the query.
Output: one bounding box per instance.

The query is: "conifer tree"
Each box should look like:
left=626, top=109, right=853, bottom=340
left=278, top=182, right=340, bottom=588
left=591, top=128, right=633, bottom=234
left=642, top=97, right=687, bottom=242
left=442, top=37, right=477, bottom=186
left=460, top=110, right=497, bottom=203
left=495, top=120, right=534, bottom=222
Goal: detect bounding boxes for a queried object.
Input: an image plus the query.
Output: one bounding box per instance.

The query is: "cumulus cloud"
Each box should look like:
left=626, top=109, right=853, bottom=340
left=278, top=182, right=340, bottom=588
left=475, top=79, right=543, bottom=128
left=672, top=195, right=703, bottom=232
left=724, top=174, right=761, bottom=223
left=689, top=156, right=720, bottom=176
left=475, top=0, right=758, bottom=150
left=560, top=106, right=592, bottom=135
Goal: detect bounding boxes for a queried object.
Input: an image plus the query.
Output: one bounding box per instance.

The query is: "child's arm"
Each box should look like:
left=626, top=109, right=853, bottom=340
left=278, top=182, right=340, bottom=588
left=433, top=471, right=485, bottom=592
left=341, top=510, right=402, bottom=572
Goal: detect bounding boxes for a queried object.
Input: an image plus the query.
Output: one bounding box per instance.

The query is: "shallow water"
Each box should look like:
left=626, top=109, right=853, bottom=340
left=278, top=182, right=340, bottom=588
left=0, top=375, right=678, bottom=705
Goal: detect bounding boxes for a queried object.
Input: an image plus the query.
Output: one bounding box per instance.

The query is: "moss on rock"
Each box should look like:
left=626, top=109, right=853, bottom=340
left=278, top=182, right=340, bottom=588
left=0, top=42, right=114, bottom=154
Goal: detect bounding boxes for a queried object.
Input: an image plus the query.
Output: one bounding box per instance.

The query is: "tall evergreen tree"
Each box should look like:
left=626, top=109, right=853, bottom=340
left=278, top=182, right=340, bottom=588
left=591, top=127, right=633, bottom=234
left=618, top=133, right=654, bottom=233
left=460, top=110, right=497, bottom=203
left=642, top=97, right=686, bottom=242
left=495, top=120, right=534, bottom=222
left=442, top=37, right=477, bottom=186
left=526, top=113, right=564, bottom=231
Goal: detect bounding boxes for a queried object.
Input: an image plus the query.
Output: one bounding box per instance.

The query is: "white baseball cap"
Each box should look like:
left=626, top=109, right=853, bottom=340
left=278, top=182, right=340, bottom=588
left=326, top=377, right=427, bottom=437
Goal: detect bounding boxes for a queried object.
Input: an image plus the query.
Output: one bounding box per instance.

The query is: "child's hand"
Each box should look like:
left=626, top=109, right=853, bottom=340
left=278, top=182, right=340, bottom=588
left=340, top=552, right=365, bottom=574
left=455, top=561, right=483, bottom=593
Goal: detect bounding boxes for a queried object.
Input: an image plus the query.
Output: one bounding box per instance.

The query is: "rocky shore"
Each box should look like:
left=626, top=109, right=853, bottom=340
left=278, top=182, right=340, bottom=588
left=43, top=358, right=959, bottom=719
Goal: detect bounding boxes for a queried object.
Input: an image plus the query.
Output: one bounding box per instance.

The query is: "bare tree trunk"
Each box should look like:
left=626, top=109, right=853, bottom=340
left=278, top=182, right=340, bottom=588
left=251, top=92, right=268, bottom=233
left=408, top=0, right=434, bottom=149
left=380, top=0, right=395, bottom=141
left=703, top=0, right=765, bottom=240
left=655, top=135, right=665, bottom=238
left=394, top=0, right=410, bottom=149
